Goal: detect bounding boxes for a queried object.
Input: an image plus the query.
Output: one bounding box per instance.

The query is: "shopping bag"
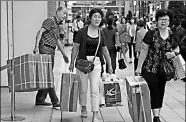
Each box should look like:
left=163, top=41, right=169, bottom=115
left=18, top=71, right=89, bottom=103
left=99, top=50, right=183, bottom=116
left=104, top=82, right=121, bottom=103
left=7, top=54, right=54, bottom=92
left=60, top=73, right=80, bottom=112
left=99, top=74, right=122, bottom=107
left=172, top=54, right=186, bottom=80
left=125, top=76, right=151, bottom=122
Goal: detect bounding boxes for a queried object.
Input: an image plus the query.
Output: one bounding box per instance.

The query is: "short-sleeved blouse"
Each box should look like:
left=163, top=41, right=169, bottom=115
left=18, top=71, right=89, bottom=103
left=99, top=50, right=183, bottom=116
left=74, top=26, right=106, bottom=60
left=142, top=28, right=178, bottom=74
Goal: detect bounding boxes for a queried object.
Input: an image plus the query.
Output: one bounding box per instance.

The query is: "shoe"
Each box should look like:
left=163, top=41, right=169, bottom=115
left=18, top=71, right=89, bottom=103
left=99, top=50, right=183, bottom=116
left=81, top=110, right=88, bottom=118
left=129, top=58, right=132, bottom=64
left=53, top=101, right=60, bottom=108
left=35, top=101, right=52, bottom=106
left=153, top=116, right=161, bottom=122
left=92, top=118, right=99, bottom=122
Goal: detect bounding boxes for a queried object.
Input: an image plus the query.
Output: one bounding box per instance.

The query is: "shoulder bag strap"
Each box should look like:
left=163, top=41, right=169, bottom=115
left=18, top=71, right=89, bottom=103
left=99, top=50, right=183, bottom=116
left=179, top=35, right=186, bottom=45
left=93, top=29, right=101, bottom=61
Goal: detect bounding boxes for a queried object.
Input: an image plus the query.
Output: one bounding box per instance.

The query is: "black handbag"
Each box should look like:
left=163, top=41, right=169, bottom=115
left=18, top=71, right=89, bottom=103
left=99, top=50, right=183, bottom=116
left=159, top=59, right=175, bottom=81
left=159, top=39, right=175, bottom=81
left=75, top=29, right=101, bottom=74
left=118, top=50, right=127, bottom=70
left=118, top=58, right=127, bottom=69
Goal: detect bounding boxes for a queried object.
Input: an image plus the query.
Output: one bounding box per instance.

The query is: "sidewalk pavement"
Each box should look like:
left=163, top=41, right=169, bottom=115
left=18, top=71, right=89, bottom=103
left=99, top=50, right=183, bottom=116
left=0, top=45, right=136, bottom=122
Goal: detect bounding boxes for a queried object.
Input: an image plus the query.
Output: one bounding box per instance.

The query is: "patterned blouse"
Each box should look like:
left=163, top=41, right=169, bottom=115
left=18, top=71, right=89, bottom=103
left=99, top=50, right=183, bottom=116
left=142, top=28, right=177, bottom=74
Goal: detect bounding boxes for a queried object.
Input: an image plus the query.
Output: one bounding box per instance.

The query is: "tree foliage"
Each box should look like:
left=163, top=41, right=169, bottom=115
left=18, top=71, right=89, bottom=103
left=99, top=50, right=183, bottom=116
left=168, top=1, right=186, bottom=27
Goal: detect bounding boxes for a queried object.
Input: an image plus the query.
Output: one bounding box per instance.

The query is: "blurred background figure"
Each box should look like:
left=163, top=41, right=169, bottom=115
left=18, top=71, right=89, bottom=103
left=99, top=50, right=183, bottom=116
left=72, top=15, right=84, bottom=42
left=128, top=18, right=137, bottom=63
left=103, top=17, right=117, bottom=74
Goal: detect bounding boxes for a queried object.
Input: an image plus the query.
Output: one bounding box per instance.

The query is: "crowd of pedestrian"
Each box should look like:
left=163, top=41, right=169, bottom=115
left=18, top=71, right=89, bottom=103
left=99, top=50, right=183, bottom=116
left=33, top=6, right=186, bottom=122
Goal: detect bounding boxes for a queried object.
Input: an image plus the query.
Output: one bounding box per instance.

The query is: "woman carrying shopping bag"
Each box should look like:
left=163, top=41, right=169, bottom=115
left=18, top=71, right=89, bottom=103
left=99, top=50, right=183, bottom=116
left=135, top=9, right=180, bottom=122
left=69, top=8, right=112, bottom=122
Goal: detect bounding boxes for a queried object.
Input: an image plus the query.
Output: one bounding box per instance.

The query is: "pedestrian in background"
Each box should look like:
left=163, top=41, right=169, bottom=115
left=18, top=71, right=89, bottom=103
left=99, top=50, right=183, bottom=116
left=69, top=8, right=112, bottom=122
left=103, top=17, right=117, bottom=74
left=72, top=15, right=84, bottom=42
left=33, top=6, right=69, bottom=108
left=135, top=9, right=180, bottom=122
left=128, top=18, right=137, bottom=63
left=116, top=17, right=129, bottom=60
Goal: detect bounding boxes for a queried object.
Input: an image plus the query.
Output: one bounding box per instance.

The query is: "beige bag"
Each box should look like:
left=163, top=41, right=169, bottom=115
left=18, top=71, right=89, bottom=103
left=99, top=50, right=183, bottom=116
left=172, top=54, right=186, bottom=80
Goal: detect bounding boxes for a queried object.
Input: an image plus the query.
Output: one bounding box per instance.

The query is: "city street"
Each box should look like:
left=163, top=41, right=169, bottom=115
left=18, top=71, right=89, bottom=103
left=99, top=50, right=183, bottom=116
left=1, top=44, right=185, bottom=122
left=1, top=1, right=186, bottom=122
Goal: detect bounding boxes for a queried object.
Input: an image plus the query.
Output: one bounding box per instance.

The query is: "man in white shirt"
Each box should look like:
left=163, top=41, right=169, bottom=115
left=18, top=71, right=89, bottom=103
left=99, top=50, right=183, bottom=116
left=72, top=15, right=84, bottom=42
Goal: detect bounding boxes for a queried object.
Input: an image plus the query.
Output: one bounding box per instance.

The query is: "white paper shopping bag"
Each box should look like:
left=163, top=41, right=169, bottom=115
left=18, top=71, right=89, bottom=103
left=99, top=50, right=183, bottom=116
left=173, top=54, right=186, bottom=80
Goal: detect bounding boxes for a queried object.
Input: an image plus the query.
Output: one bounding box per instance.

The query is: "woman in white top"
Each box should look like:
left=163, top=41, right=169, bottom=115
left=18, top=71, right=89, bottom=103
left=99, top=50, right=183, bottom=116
left=128, top=18, right=137, bottom=63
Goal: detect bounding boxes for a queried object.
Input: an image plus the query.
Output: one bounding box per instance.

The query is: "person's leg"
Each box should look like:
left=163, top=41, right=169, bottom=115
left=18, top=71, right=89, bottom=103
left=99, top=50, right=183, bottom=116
left=128, top=40, right=133, bottom=63
left=106, top=49, right=111, bottom=73
left=142, top=71, right=162, bottom=121
left=44, top=54, right=60, bottom=107
left=73, top=31, right=78, bottom=42
left=128, top=43, right=132, bottom=59
left=48, top=87, right=59, bottom=107
left=88, top=57, right=101, bottom=121
left=77, top=69, right=89, bottom=117
left=158, top=76, right=167, bottom=116
left=110, top=48, right=117, bottom=74
left=121, top=45, right=126, bottom=58
left=132, top=43, right=136, bottom=60
left=35, top=45, right=52, bottom=105
left=134, top=51, right=139, bottom=72
left=35, top=89, right=50, bottom=105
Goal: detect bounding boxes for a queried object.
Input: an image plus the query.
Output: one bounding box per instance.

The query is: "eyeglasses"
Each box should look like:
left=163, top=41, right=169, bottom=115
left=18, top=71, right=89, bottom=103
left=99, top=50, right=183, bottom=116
left=158, top=19, right=169, bottom=22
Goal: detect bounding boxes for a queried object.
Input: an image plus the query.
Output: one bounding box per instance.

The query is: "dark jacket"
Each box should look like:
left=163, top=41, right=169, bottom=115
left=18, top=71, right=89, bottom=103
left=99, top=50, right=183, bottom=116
left=173, top=28, right=186, bottom=61
left=74, top=26, right=106, bottom=60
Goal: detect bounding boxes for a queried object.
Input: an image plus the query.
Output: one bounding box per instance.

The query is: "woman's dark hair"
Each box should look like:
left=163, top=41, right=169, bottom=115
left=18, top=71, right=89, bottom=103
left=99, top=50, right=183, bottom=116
left=155, top=9, right=173, bottom=23
left=137, top=19, right=145, bottom=27
left=88, top=8, right=104, bottom=27
left=107, top=18, right=113, bottom=29
left=121, top=17, right=126, bottom=24
left=129, top=18, right=135, bottom=24
left=89, top=8, right=104, bottom=19
left=76, top=15, right=81, bottom=19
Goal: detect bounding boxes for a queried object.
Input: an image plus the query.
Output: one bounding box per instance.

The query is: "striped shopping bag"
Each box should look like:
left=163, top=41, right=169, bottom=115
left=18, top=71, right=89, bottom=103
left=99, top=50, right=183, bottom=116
left=7, top=54, right=54, bottom=92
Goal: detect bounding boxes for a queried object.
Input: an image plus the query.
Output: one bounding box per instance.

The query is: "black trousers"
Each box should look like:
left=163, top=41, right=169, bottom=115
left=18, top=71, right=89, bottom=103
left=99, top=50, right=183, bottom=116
left=73, top=31, right=78, bottom=42
left=35, top=44, right=58, bottom=105
left=134, top=51, right=139, bottom=73
left=128, top=36, right=135, bottom=58
left=106, top=47, right=117, bottom=74
left=142, top=71, right=167, bottom=109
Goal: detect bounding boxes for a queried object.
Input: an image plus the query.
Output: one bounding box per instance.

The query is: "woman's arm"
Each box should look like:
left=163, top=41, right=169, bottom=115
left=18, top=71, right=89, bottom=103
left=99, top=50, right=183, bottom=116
left=136, top=42, right=149, bottom=73
left=165, top=46, right=180, bottom=59
left=69, top=43, right=80, bottom=72
left=70, top=43, right=80, bottom=65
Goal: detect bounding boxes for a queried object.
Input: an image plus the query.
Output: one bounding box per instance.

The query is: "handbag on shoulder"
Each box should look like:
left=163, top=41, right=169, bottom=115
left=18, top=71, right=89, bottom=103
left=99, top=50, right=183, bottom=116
left=159, top=58, right=175, bottom=81
left=75, top=29, right=101, bottom=74
left=159, top=40, right=175, bottom=81
left=119, top=32, right=131, bottom=43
